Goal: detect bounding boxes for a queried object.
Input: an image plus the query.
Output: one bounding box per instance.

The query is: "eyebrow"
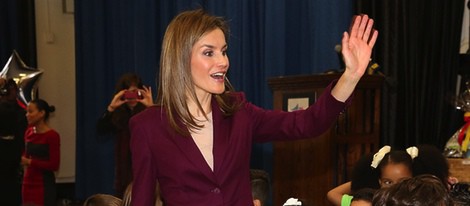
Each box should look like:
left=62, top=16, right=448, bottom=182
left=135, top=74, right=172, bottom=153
left=200, top=44, right=227, bottom=50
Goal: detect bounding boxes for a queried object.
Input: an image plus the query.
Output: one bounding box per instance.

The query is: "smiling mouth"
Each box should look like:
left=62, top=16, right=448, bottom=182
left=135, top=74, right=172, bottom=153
left=210, top=72, right=225, bottom=80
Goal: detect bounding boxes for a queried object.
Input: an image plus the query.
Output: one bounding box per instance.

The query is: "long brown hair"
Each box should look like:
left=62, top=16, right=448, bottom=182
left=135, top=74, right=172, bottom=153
left=156, top=9, right=239, bottom=136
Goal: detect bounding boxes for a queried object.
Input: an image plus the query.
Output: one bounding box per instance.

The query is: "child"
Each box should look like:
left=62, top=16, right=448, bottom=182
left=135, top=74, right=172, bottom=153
left=328, top=144, right=454, bottom=206
left=372, top=174, right=453, bottom=206
left=350, top=188, right=376, bottom=206
left=251, top=169, right=270, bottom=206
left=327, top=146, right=414, bottom=206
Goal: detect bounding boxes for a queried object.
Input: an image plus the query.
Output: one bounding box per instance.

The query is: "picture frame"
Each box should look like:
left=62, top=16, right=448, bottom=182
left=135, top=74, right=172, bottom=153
left=282, top=92, right=316, bottom=112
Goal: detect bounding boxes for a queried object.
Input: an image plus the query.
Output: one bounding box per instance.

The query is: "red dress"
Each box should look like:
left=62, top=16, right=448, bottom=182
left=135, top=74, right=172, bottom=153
left=22, top=127, right=60, bottom=206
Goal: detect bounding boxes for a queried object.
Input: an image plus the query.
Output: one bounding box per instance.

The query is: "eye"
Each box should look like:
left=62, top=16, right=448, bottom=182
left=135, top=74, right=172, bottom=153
left=203, top=50, right=214, bottom=57
left=380, top=179, right=394, bottom=188
left=222, top=49, right=228, bottom=56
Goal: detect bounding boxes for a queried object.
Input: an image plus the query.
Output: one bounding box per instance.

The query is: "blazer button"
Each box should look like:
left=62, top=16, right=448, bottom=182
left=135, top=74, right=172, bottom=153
left=211, top=188, right=221, bottom=194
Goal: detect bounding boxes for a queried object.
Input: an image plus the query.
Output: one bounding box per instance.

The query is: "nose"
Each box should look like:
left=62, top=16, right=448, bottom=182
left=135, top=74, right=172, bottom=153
left=216, top=54, right=229, bottom=68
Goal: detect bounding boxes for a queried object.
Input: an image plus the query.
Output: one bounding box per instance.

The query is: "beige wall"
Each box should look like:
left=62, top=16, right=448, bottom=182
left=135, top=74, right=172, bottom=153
left=35, top=0, right=76, bottom=183
left=462, top=0, right=469, bottom=53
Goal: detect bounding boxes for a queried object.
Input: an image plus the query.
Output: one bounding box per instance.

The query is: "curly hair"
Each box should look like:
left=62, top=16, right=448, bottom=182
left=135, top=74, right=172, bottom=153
left=412, top=144, right=450, bottom=188
left=372, top=174, right=454, bottom=206
left=250, top=169, right=270, bottom=206
left=351, top=150, right=413, bottom=191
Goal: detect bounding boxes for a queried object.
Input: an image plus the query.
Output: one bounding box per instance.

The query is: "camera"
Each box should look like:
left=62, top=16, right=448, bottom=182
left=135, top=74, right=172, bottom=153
left=121, top=90, right=143, bottom=100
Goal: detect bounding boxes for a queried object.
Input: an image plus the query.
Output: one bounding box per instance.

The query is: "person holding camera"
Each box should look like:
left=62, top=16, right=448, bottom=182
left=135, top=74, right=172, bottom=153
left=0, top=78, right=28, bottom=206
left=96, top=72, right=153, bottom=197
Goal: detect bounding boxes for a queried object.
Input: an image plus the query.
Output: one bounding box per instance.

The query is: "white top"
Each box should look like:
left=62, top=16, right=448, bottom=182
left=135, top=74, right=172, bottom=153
left=191, top=112, right=214, bottom=171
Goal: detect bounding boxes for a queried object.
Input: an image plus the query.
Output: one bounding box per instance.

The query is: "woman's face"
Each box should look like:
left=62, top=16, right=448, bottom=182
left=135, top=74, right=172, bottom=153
left=190, top=28, right=229, bottom=98
left=379, top=163, right=412, bottom=188
left=26, top=102, right=44, bottom=126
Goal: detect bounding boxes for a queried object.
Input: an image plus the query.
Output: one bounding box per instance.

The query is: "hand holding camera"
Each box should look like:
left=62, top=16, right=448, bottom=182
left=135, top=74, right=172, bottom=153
left=121, top=90, right=143, bottom=100
left=107, top=86, right=153, bottom=112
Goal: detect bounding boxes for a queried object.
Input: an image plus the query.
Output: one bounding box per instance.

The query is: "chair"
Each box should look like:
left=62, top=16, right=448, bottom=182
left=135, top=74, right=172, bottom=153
left=82, top=194, right=122, bottom=206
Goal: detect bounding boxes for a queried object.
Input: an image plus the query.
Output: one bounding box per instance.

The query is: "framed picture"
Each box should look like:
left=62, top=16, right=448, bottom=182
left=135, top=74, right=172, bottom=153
left=283, top=92, right=316, bottom=112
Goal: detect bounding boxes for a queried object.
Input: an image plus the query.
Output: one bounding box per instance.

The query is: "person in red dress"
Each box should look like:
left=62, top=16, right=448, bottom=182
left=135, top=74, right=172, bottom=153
left=21, top=99, right=60, bottom=206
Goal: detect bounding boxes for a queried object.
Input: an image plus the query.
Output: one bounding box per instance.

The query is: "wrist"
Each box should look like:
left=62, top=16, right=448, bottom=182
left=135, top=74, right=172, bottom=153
left=343, top=67, right=363, bottom=82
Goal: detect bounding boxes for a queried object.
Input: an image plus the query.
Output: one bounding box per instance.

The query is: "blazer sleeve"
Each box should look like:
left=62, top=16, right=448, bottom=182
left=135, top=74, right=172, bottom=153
left=251, top=80, right=351, bottom=142
left=130, top=116, right=157, bottom=206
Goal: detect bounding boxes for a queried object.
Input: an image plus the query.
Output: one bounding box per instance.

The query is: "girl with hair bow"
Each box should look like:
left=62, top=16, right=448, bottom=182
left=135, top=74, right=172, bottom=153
left=328, top=144, right=454, bottom=206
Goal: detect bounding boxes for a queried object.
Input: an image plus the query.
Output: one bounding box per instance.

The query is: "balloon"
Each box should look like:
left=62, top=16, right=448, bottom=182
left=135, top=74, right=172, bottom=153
left=0, top=50, right=43, bottom=104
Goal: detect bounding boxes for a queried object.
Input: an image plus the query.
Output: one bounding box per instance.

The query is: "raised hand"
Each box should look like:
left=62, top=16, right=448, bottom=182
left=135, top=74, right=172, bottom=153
left=138, top=85, right=154, bottom=107
left=331, top=14, right=378, bottom=102
left=107, top=90, right=127, bottom=112
left=341, top=14, right=378, bottom=80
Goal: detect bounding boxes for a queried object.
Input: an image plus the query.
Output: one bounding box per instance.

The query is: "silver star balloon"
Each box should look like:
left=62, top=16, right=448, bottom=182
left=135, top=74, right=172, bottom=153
left=0, top=50, right=43, bottom=104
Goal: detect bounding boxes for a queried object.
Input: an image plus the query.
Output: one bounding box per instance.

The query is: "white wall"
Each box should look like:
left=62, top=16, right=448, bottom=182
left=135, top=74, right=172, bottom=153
left=462, top=0, right=469, bottom=53
left=35, top=0, right=76, bottom=183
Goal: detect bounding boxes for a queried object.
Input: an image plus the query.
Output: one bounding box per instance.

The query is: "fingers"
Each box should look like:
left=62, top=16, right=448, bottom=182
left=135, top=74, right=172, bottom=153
left=138, top=86, right=154, bottom=106
left=356, top=15, right=369, bottom=40
left=144, top=86, right=152, bottom=94
left=110, top=90, right=127, bottom=107
left=139, top=86, right=152, bottom=97
left=349, top=14, right=377, bottom=45
left=349, top=15, right=361, bottom=38
left=368, top=29, right=378, bottom=47
left=341, top=31, right=349, bottom=51
left=362, top=18, right=373, bottom=43
left=115, top=90, right=127, bottom=99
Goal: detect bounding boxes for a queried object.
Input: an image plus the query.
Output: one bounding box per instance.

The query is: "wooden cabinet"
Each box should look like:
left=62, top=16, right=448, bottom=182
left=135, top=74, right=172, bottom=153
left=268, top=74, right=383, bottom=206
left=448, top=158, right=470, bottom=183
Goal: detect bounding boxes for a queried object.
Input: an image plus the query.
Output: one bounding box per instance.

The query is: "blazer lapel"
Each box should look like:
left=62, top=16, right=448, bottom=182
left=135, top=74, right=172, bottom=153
left=170, top=124, right=216, bottom=181
left=211, top=99, right=231, bottom=174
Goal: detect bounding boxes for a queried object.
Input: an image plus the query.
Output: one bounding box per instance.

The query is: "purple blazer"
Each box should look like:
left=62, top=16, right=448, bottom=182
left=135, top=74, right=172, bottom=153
left=129, top=82, right=349, bottom=206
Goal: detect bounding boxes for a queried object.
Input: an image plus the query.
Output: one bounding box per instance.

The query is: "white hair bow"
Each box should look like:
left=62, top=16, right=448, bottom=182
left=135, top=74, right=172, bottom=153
left=371, top=145, right=391, bottom=168
left=406, top=146, right=419, bottom=159
left=283, top=198, right=302, bottom=206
